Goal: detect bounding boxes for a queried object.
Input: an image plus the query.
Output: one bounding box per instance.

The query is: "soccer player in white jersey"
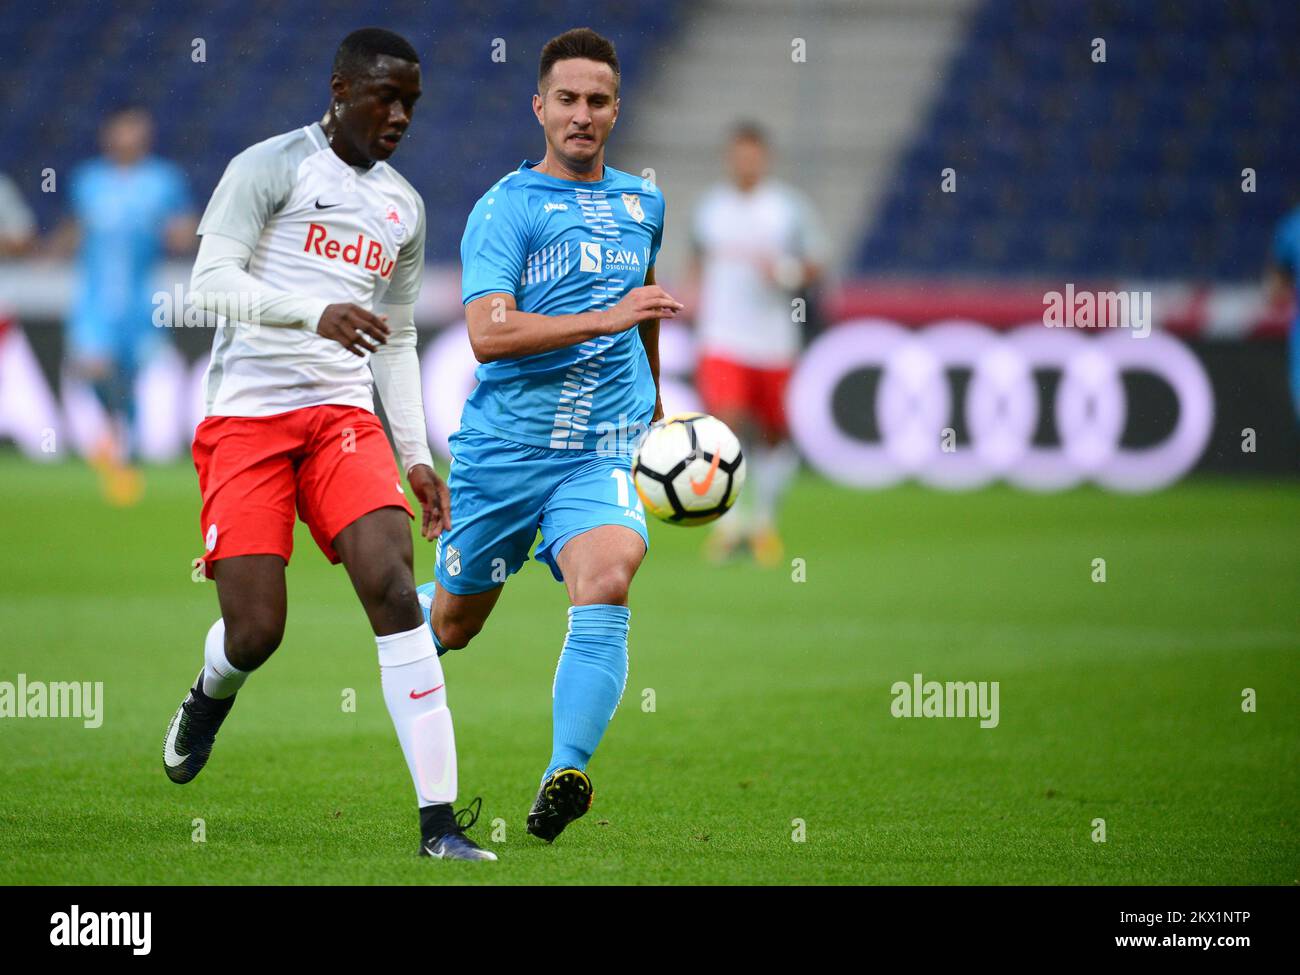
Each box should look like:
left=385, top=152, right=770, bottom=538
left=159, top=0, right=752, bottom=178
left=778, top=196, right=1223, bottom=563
left=416, top=28, right=683, bottom=843
left=690, top=122, right=826, bottom=565
left=160, top=29, right=495, bottom=861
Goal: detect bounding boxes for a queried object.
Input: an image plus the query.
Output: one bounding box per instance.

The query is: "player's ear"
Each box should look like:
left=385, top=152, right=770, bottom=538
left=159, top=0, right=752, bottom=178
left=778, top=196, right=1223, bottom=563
left=329, top=73, right=349, bottom=106
left=532, top=92, right=547, bottom=126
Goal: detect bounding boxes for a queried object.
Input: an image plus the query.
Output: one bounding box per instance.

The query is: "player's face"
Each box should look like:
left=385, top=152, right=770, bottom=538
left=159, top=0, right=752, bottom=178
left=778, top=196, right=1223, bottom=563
left=332, top=55, right=422, bottom=163
left=533, top=59, right=619, bottom=170
left=102, top=111, right=152, bottom=165
left=728, top=137, right=768, bottom=190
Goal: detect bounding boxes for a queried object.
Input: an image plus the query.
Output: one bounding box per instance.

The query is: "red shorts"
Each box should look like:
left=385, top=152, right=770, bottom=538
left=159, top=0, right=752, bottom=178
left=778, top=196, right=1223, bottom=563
left=192, top=404, right=412, bottom=578
left=696, top=353, right=793, bottom=439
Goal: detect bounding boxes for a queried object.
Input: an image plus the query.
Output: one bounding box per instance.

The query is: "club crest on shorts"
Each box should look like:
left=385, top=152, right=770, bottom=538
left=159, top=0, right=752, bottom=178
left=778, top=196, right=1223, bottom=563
left=205, top=524, right=218, bottom=552
left=444, top=543, right=461, bottom=577
left=621, top=192, right=644, bottom=223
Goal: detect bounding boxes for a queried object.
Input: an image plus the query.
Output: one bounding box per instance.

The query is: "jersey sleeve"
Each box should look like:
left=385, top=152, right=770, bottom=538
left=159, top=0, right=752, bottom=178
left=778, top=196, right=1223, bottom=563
left=460, top=185, right=530, bottom=305
left=0, top=174, right=35, bottom=239
left=384, top=193, right=426, bottom=305
left=649, top=191, right=665, bottom=268
left=68, top=162, right=92, bottom=221
left=1273, top=214, right=1300, bottom=276
left=790, top=191, right=829, bottom=264
left=197, top=141, right=295, bottom=250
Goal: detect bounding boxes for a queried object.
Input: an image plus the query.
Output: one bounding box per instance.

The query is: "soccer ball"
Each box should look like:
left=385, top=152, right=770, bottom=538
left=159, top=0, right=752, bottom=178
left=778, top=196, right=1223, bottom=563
left=631, top=412, right=745, bottom=525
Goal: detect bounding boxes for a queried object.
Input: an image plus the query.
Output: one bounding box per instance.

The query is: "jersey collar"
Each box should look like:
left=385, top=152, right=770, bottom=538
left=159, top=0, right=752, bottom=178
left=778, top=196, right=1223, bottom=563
left=519, top=158, right=610, bottom=188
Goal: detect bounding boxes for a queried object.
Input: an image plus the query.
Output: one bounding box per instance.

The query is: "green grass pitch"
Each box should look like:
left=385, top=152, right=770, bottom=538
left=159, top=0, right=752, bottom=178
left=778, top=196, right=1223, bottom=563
left=0, top=453, right=1296, bottom=885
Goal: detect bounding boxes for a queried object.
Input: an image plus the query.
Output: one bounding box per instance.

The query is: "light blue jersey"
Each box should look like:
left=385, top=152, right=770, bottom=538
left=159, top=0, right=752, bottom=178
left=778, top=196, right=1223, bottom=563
left=68, top=156, right=191, bottom=360
left=459, top=159, right=665, bottom=450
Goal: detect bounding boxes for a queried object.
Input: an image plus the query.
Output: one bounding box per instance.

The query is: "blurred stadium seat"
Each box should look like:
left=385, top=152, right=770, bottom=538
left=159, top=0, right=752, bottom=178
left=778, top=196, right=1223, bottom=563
left=0, top=0, right=682, bottom=262
left=857, top=0, right=1300, bottom=280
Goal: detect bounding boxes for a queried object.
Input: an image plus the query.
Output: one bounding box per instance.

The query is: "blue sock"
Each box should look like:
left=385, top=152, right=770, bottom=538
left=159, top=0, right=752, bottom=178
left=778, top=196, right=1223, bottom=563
left=416, top=582, right=449, bottom=656
left=544, top=604, right=630, bottom=782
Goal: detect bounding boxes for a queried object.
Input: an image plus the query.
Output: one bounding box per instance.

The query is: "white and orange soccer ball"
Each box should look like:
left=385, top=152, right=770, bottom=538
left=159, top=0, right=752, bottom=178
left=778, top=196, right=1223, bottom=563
left=631, top=412, right=746, bottom=525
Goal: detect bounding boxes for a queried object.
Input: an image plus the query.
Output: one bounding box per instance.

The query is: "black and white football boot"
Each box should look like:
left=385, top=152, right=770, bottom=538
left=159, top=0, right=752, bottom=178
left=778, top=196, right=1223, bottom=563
left=419, top=797, right=498, bottom=861
left=163, top=672, right=236, bottom=784
left=526, top=767, right=594, bottom=843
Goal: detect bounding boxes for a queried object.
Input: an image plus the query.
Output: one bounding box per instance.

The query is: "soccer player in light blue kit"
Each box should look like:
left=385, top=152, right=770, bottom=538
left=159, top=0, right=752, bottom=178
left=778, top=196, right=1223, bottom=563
left=61, top=106, right=195, bottom=502
left=417, top=27, right=683, bottom=842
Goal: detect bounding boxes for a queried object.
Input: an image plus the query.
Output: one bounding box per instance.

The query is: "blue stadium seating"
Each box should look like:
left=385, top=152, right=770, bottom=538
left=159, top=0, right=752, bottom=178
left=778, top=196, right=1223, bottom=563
left=0, top=0, right=681, bottom=262
left=856, top=0, right=1300, bottom=280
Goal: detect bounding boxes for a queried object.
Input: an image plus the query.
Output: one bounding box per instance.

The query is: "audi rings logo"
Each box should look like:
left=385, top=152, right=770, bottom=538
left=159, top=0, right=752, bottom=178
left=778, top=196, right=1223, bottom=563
left=0, top=316, right=1212, bottom=494
left=788, top=319, right=1215, bottom=493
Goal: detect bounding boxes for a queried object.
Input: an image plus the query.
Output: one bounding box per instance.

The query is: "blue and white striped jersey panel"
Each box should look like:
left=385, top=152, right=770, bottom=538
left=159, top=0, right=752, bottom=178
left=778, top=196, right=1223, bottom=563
left=521, top=241, right=571, bottom=286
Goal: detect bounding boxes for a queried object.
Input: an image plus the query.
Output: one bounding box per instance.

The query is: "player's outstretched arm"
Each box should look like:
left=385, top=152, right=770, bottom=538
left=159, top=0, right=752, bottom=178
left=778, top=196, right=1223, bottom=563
left=465, top=286, right=683, bottom=363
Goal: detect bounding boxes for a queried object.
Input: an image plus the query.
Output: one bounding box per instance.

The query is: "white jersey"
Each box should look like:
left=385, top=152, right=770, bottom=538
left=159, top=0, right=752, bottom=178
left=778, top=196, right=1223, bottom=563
left=197, top=123, right=425, bottom=416
left=692, top=179, right=825, bottom=367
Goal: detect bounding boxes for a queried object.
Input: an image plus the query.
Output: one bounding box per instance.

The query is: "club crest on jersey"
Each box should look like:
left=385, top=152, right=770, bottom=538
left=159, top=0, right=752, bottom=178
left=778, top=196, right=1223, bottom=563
left=621, top=192, right=644, bottom=223
left=384, top=204, right=408, bottom=243
left=303, top=223, right=396, bottom=278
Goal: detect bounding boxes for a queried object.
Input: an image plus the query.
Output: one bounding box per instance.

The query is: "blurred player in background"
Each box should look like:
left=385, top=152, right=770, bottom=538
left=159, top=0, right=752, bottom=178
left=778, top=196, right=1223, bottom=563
left=1267, top=201, right=1300, bottom=424
left=689, top=122, right=825, bottom=565
left=58, top=107, right=196, bottom=504
left=0, top=172, right=37, bottom=258
left=160, top=29, right=493, bottom=862
left=418, top=27, right=681, bottom=843
left=0, top=171, right=35, bottom=384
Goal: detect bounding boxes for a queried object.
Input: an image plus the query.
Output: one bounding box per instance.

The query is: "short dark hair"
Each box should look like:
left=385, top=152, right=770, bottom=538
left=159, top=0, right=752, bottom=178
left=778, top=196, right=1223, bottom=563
left=105, top=103, right=151, bottom=123
left=538, top=27, right=620, bottom=93
left=333, top=27, right=419, bottom=80
left=730, top=120, right=768, bottom=146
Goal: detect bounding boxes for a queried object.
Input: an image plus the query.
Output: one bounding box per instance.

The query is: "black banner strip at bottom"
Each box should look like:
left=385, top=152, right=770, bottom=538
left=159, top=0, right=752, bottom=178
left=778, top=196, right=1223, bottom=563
left=0, top=885, right=1288, bottom=960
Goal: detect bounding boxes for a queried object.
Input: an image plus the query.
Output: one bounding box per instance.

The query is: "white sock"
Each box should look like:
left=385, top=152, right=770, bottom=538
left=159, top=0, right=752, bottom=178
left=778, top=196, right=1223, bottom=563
left=713, top=497, right=748, bottom=540
left=201, top=619, right=248, bottom=700
left=377, top=623, right=458, bottom=805
left=752, top=443, right=799, bottom=530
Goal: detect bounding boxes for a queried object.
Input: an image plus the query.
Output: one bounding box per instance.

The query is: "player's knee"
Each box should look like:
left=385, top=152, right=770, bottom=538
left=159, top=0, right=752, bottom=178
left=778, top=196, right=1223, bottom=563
left=433, top=612, right=483, bottom=651
left=224, top=615, right=284, bottom=670
left=381, top=572, right=418, bottom=615
left=574, top=563, right=634, bottom=606
left=368, top=568, right=420, bottom=630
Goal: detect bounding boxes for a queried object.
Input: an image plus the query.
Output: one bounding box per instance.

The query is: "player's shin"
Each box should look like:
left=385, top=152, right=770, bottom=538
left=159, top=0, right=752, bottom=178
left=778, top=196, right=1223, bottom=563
left=545, top=604, right=630, bottom=780
left=376, top=624, right=458, bottom=805
left=751, top=442, right=798, bottom=531
left=201, top=618, right=249, bottom=699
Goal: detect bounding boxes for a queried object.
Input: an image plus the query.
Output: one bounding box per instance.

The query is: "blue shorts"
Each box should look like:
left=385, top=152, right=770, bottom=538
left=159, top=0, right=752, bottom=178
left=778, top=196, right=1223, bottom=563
left=432, top=425, right=649, bottom=595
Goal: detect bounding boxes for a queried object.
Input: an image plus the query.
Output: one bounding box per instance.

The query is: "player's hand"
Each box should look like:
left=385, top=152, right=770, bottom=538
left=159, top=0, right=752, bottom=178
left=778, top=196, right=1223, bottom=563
left=651, top=392, right=664, bottom=422
left=600, top=286, right=683, bottom=333
left=408, top=464, right=451, bottom=541
left=317, top=303, right=390, bottom=357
